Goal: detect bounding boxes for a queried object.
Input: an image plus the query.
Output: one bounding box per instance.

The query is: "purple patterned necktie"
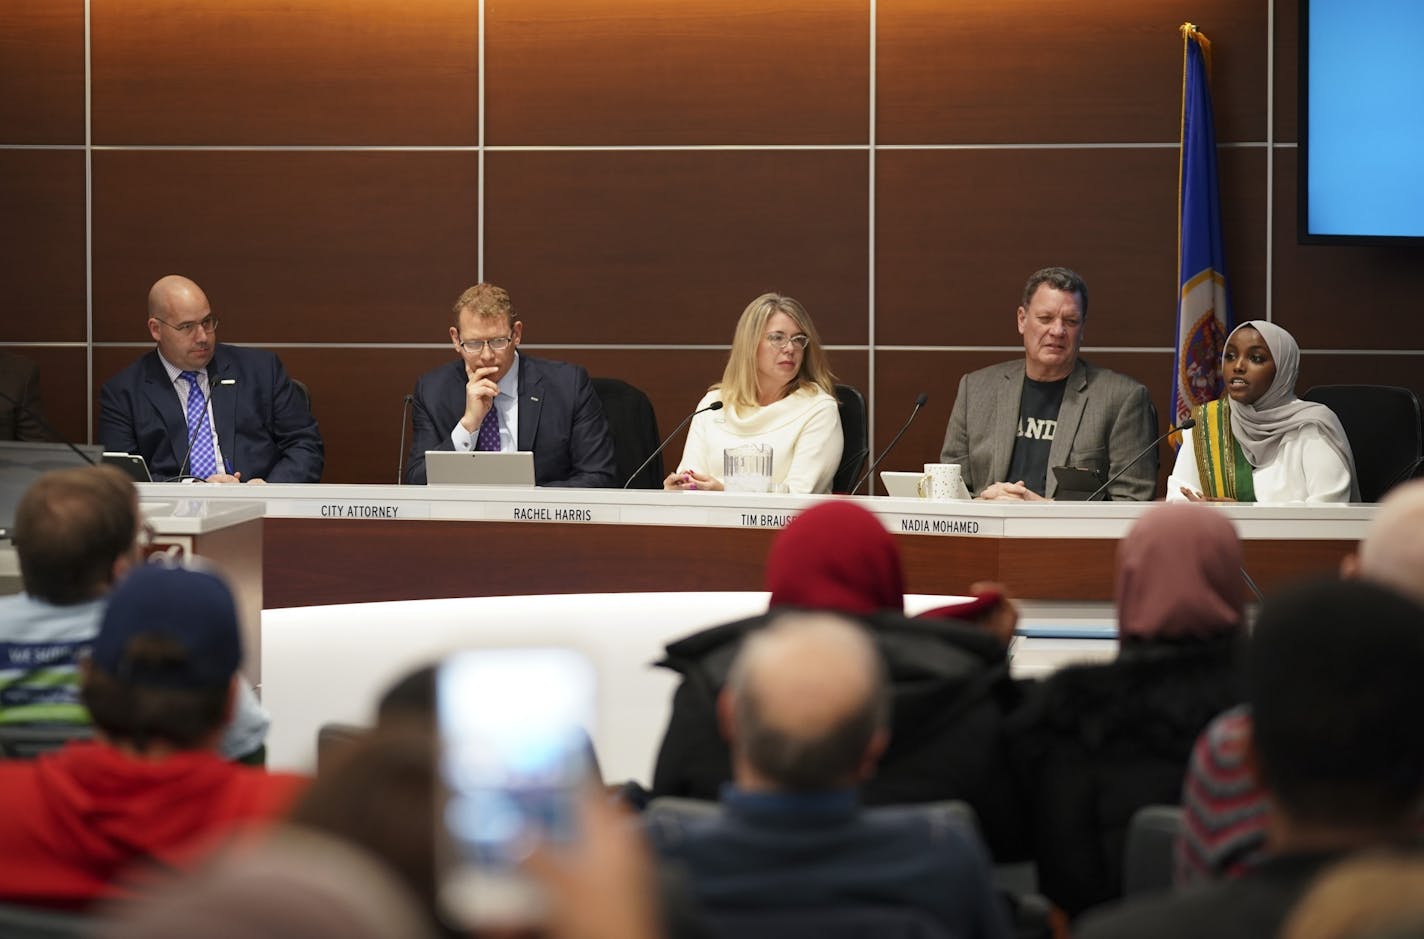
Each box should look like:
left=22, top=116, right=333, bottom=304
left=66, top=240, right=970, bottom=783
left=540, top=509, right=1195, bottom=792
left=475, top=405, right=501, bottom=452
left=180, top=370, right=218, bottom=478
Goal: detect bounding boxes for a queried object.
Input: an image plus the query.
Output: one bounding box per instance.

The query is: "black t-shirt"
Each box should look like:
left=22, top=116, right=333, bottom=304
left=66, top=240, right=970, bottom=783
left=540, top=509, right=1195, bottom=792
left=1006, top=376, right=1068, bottom=496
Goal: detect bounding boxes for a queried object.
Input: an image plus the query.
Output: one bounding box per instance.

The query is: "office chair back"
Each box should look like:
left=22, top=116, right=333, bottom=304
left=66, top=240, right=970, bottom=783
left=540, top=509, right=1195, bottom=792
left=834, top=384, right=868, bottom=493
left=1302, top=384, right=1424, bottom=501
left=1121, top=804, right=1185, bottom=897
left=289, top=377, right=312, bottom=412
left=592, top=377, right=664, bottom=489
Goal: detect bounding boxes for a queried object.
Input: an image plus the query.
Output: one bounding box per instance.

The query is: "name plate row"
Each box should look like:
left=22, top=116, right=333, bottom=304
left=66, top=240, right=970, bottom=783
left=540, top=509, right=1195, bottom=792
left=279, top=500, right=1002, bottom=537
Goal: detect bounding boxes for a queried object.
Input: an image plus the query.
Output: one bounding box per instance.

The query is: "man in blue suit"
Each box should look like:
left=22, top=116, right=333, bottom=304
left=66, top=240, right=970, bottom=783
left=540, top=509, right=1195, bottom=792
left=405, top=283, right=615, bottom=487
left=99, top=275, right=322, bottom=484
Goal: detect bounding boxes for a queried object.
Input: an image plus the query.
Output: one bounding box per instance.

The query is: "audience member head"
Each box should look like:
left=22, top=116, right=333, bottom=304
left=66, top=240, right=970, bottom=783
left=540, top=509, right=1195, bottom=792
left=721, top=612, right=889, bottom=792
left=1115, top=503, right=1247, bottom=641
left=719, top=292, right=836, bottom=410
left=289, top=728, right=443, bottom=928
left=1246, top=580, right=1424, bottom=840
left=1281, top=851, right=1424, bottom=939
left=766, top=500, right=904, bottom=614
left=146, top=274, right=217, bottom=373
left=1356, top=478, right=1424, bottom=606
left=96, top=828, right=435, bottom=939
left=82, top=565, right=242, bottom=754
left=12, top=465, right=141, bottom=605
left=373, top=660, right=604, bottom=785
left=377, top=663, right=437, bottom=725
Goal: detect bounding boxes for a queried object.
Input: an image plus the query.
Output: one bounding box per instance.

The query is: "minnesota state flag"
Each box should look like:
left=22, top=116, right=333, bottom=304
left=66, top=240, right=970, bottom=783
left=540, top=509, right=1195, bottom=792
left=1172, top=23, right=1234, bottom=433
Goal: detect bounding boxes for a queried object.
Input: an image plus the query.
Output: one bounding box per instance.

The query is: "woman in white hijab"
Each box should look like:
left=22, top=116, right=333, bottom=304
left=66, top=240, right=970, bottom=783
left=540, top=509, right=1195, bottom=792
left=1168, top=320, right=1357, bottom=503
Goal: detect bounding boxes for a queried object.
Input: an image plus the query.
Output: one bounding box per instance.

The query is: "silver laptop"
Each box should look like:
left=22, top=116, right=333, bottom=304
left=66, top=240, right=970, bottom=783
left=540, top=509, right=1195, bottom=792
left=424, top=450, right=536, bottom=487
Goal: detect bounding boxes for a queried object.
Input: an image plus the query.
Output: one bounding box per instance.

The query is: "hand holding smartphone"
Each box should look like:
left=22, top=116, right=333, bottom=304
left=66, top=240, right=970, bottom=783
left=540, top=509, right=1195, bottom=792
left=436, top=647, right=597, bottom=928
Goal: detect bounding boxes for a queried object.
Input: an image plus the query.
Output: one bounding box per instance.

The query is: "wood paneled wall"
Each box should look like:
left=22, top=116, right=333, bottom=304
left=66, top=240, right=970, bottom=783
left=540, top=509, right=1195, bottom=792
left=3, top=0, right=1419, bottom=485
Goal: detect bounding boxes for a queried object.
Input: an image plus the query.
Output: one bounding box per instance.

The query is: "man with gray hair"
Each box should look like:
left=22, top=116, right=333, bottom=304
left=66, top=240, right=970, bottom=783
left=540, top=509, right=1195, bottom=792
left=941, top=266, right=1158, bottom=500
left=647, top=612, right=1009, bottom=938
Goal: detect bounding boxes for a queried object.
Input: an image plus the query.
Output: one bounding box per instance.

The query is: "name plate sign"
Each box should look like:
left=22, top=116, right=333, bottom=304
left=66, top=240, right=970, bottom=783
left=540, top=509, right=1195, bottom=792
left=736, top=510, right=798, bottom=529
left=507, top=505, right=618, bottom=524
left=884, top=514, right=991, bottom=537
left=290, top=501, right=432, bottom=520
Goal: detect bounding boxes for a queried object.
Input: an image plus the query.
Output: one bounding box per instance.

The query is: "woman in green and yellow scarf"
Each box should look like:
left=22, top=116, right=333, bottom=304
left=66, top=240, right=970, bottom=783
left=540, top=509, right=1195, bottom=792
left=1167, top=321, right=1357, bottom=503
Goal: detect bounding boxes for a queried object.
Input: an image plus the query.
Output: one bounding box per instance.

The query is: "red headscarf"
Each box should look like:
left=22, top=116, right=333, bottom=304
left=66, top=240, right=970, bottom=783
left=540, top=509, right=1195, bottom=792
left=1115, top=503, right=1247, bottom=640
left=765, top=501, right=904, bottom=614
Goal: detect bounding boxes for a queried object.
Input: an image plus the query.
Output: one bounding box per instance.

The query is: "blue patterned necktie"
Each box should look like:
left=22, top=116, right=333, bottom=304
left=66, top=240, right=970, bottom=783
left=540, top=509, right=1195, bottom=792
left=180, top=370, right=218, bottom=478
left=475, top=404, right=501, bottom=452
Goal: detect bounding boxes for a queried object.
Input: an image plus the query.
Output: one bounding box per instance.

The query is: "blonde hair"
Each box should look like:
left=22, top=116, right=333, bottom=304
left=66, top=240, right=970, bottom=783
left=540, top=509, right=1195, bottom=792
left=451, top=284, right=515, bottom=328
left=715, top=293, right=836, bottom=411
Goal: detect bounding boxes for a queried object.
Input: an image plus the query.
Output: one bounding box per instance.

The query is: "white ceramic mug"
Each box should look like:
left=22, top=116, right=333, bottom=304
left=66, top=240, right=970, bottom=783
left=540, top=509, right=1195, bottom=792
left=917, top=462, right=970, bottom=501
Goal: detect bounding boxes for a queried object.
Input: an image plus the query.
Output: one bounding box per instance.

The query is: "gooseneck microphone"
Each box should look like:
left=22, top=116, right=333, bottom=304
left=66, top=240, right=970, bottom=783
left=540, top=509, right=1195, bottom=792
left=1239, top=566, right=1266, bottom=603
left=396, top=394, right=414, bottom=484
left=165, top=419, right=202, bottom=483
left=1084, top=418, right=1196, bottom=502
left=850, top=393, right=929, bottom=496
left=624, top=400, right=724, bottom=489
left=0, top=390, right=95, bottom=465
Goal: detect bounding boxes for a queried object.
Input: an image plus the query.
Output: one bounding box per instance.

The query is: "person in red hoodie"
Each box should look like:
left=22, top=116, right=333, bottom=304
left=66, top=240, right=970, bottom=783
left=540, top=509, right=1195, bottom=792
left=0, top=564, right=306, bottom=909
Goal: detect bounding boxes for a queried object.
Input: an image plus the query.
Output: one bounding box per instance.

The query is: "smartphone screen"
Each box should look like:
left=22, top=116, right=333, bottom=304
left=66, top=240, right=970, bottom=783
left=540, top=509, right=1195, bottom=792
left=436, top=647, right=597, bottom=927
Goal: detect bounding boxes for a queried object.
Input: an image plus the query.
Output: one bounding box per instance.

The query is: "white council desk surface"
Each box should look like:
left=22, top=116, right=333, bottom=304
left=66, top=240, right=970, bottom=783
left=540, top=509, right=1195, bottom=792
left=136, top=482, right=1377, bottom=541
left=261, top=590, right=1116, bottom=783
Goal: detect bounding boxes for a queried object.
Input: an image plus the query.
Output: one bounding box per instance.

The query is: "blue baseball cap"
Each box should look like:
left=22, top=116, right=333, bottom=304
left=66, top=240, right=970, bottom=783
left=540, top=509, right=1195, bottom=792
left=92, top=565, right=242, bottom=689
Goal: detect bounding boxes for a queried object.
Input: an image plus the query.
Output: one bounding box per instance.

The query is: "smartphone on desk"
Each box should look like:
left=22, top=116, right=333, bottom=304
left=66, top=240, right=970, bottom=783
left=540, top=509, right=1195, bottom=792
left=436, top=647, right=598, bottom=928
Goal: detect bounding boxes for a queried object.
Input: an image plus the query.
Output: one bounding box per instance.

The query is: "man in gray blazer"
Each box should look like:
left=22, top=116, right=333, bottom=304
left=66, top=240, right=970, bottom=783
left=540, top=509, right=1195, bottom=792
left=940, top=267, right=1158, bottom=501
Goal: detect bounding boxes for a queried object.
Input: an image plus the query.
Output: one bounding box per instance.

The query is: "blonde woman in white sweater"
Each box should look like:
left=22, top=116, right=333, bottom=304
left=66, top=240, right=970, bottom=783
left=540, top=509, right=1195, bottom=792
left=665, top=293, right=843, bottom=494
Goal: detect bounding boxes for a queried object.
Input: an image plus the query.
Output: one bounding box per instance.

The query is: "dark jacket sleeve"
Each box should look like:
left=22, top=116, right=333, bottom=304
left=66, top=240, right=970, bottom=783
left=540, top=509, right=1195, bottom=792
left=98, top=374, right=142, bottom=458
left=541, top=365, right=616, bottom=488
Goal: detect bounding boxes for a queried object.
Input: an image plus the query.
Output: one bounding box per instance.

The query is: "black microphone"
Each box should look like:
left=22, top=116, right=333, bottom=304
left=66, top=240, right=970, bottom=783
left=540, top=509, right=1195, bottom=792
left=851, top=393, right=929, bottom=495
left=1239, top=566, right=1265, bottom=603
left=164, top=417, right=202, bottom=483
left=1083, top=417, right=1196, bottom=502
left=396, top=393, right=414, bottom=484
left=624, top=400, right=724, bottom=489
left=0, top=390, right=95, bottom=465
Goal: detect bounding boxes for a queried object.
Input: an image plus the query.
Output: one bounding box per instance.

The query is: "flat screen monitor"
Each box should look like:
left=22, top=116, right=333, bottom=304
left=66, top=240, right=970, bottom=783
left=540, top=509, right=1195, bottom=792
left=0, top=442, right=104, bottom=541
left=1299, top=0, right=1424, bottom=243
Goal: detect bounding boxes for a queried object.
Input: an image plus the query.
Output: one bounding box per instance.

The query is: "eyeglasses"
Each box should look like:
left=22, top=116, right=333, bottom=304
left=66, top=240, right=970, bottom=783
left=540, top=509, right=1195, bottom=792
left=153, top=315, right=219, bottom=335
left=459, top=336, right=514, bottom=354
left=765, top=331, right=810, bottom=351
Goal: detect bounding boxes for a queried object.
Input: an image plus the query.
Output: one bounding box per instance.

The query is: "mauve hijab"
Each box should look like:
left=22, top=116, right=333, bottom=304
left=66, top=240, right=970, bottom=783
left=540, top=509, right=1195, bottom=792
left=766, top=500, right=904, bottom=614
left=1225, top=320, right=1358, bottom=498
left=1115, top=503, right=1247, bottom=640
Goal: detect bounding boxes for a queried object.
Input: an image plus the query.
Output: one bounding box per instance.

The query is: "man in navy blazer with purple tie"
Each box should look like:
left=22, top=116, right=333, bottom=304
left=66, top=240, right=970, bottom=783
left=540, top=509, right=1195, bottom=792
left=98, top=275, right=323, bottom=484
left=405, top=283, right=615, bottom=487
